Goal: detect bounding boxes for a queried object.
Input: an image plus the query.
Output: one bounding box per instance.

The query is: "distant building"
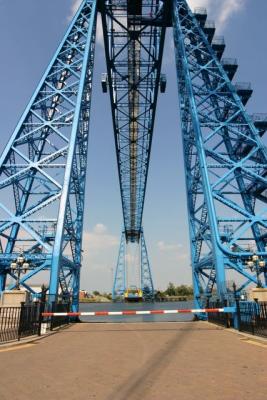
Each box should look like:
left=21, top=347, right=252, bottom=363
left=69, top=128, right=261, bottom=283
left=79, top=290, right=88, bottom=300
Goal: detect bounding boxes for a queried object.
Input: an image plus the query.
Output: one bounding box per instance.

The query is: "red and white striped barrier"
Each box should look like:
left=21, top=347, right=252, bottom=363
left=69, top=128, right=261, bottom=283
left=42, top=308, right=227, bottom=317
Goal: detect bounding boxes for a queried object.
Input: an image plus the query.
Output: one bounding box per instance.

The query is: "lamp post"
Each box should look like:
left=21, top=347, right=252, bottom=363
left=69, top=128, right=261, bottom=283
left=247, top=254, right=265, bottom=288
left=10, top=255, right=30, bottom=290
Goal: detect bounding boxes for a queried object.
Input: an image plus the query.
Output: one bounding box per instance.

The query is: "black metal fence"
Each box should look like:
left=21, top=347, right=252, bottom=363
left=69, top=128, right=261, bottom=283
left=207, top=300, right=234, bottom=328
left=207, top=298, right=267, bottom=339
left=239, top=301, right=267, bottom=338
left=0, top=302, right=40, bottom=343
left=34, top=292, right=71, bottom=332
left=49, top=301, right=71, bottom=330
left=0, top=306, right=21, bottom=342
left=0, top=296, right=71, bottom=344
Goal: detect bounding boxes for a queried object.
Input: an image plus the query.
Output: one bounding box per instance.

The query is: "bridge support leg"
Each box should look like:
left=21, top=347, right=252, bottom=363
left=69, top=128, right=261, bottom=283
left=72, top=268, right=81, bottom=313
left=112, top=231, right=126, bottom=300
left=0, top=272, right=6, bottom=294
left=140, top=230, right=154, bottom=301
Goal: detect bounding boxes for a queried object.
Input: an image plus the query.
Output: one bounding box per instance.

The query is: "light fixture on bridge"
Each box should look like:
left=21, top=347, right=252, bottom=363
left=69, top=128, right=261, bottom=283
left=10, top=255, right=30, bottom=290
left=246, top=254, right=265, bottom=288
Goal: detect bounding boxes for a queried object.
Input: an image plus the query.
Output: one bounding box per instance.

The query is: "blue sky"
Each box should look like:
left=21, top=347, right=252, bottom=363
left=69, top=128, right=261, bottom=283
left=0, top=0, right=267, bottom=291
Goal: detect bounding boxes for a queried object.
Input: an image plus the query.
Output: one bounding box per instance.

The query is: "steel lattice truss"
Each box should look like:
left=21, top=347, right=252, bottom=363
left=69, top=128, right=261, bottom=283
left=112, top=231, right=126, bottom=298
left=1, top=0, right=267, bottom=308
left=112, top=229, right=154, bottom=299
left=100, top=0, right=166, bottom=242
left=0, top=0, right=97, bottom=309
left=174, top=0, right=267, bottom=304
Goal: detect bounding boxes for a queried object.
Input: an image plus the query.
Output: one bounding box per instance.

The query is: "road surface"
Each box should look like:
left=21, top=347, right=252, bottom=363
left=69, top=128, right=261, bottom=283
left=0, top=321, right=266, bottom=400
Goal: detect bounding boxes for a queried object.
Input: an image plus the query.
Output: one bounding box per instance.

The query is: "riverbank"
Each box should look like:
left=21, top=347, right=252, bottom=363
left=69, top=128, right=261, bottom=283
left=79, top=295, right=194, bottom=303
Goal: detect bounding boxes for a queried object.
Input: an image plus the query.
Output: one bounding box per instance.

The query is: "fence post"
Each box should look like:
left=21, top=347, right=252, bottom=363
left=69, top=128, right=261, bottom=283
left=50, top=301, right=55, bottom=331
left=223, top=299, right=231, bottom=328
left=233, top=283, right=241, bottom=331
left=38, top=286, right=47, bottom=336
left=18, top=302, right=25, bottom=341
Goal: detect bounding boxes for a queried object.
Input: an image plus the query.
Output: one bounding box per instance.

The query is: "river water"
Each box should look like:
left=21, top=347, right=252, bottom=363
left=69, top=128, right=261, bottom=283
left=79, top=301, right=194, bottom=323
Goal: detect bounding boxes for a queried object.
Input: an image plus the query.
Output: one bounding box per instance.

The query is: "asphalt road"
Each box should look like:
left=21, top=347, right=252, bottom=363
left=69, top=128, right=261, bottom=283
left=0, top=321, right=266, bottom=400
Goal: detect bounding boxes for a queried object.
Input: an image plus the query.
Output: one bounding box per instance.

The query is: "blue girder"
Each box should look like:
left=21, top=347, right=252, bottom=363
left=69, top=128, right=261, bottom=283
left=100, top=0, right=166, bottom=242
left=112, top=230, right=126, bottom=298
left=173, top=0, right=267, bottom=305
left=0, top=0, right=97, bottom=310
left=1, top=0, right=267, bottom=309
left=112, top=228, right=154, bottom=299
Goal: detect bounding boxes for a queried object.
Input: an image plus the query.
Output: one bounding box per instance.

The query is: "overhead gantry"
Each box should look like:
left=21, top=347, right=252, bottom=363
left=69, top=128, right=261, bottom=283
left=100, top=0, right=170, bottom=298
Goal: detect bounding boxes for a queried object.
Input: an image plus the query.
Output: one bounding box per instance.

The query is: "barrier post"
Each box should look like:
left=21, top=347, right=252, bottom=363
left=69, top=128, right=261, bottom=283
left=38, top=285, right=47, bottom=336
left=18, top=302, right=25, bottom=341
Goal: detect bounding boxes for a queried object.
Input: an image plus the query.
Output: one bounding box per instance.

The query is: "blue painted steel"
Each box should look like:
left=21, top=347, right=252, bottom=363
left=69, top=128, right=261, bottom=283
left=112, top=231, right=127, bottom=299
left=173, top=0, right=267, bottom=306
left=2, top=0, right=267, bottom=311
left=112, top=228, right=154, bottom=300
left=101, top=0, right=166, bottom=242
left=0, top=0, right=97, bottom=310
left=140, top=230, right=154, bottom=300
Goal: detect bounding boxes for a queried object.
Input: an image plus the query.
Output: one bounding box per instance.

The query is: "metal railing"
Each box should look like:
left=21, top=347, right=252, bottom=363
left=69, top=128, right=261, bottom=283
left=207, top=300, right=234, bottom=328
left=38, top=293, right=71, bottom=331
left=50, top=302, right=71, bottom=330
left=194, top=7, right=207, bottom=16
left=0, top=302, right=40, bottom=343
left=239, top=301, right=267, bottom=338
left=235, top=82, right=252, bottom=91
left=212, top=36, right=225, bottom=46
left=221, top=58, right=238, bottom=66
left=0, top=289, right=71, bottom=344
left=0, top=307, right=21, bottom=342
left=18, top=303, right=40, bottom=339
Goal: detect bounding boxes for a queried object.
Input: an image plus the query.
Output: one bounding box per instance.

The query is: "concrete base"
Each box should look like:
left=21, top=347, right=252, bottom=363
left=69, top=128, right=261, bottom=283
left=250, top=288, right=267, bottom=302
left=0, top=290, right=30, bottom=306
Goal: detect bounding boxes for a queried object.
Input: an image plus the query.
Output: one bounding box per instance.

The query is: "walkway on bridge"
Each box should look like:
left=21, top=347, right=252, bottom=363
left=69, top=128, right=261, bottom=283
left=0, top=321, right=266, bottom=400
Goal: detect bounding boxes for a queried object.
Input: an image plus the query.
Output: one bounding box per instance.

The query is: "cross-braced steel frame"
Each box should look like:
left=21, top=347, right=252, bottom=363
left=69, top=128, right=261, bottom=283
left=0, top=0, right=97, bottom=310
left=112, top=229, right=154, bottom=300
left=1, top=0, right=267, bottom=309
left=100, top=0, right=166, bottom=243
left=173, top=0, right=267, bottom=306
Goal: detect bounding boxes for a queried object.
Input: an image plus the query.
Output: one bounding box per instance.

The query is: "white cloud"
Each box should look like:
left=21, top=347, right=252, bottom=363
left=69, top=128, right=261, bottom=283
left=68, top=0, right=82, bottom=21
left=93, top=223, right=107, bottom=234
left=157, top=241, right=183, bottom=252
left=217, top=0, right=246, bottom=31
left=187, top=0, right=247, bottom=32
left=80, top=224, right=119, bottom=291
left=83, top=224, right=119, bottom=252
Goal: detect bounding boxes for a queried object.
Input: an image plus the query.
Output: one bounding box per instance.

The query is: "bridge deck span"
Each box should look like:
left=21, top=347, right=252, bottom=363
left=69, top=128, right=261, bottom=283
left=0, top=321, right=266, bottom=400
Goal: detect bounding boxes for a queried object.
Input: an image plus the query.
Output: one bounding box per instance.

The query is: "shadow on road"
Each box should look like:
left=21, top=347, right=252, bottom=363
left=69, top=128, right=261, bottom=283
left=105, top=322, right=197, bottom=400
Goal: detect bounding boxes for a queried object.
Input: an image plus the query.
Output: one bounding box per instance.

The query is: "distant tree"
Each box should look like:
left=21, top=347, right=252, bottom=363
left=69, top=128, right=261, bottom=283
left=165, top=282, right=176, bottom=296
left=93, top=290, right=100, bottom=296
left=154, top=290, right=166, bottom=300
left=163, top=283, right=194, bottom=297
left=176, top=285, right=193, bottom=296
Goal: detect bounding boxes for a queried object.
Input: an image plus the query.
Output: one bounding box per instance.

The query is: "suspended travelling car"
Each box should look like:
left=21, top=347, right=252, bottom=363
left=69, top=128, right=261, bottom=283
left=124, top=286, right=143, bottom=302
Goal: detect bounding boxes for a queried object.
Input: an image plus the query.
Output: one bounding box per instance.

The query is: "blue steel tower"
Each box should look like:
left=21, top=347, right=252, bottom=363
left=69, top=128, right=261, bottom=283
left=100, top=0, right=167, bottom=299
left=1, top=0, right=267, bottom=309
left=0, top=0, right=97, bottom=311
left=174, top=1, right=267, bottom=306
